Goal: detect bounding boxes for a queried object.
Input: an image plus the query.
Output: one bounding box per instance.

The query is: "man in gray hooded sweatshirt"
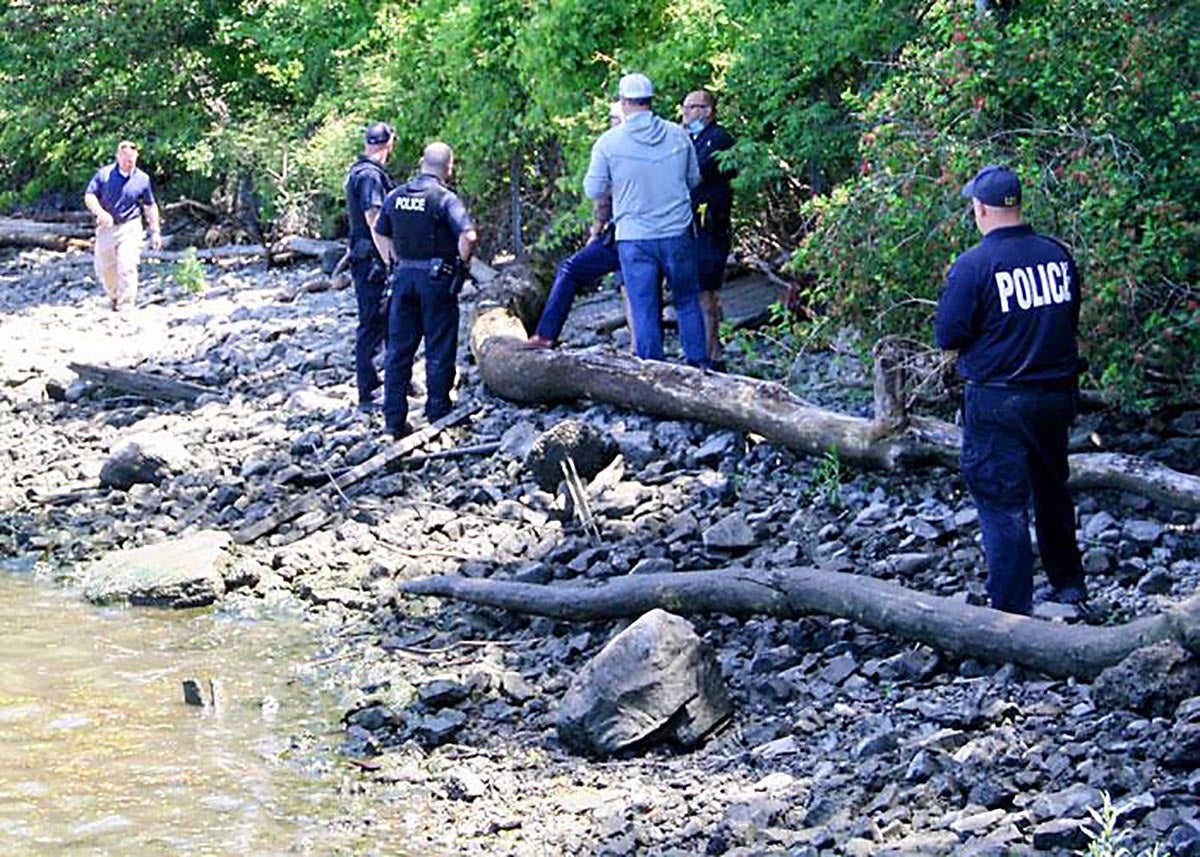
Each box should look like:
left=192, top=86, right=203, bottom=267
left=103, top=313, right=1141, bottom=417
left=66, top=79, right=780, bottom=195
left=583, top=73, right=710, bottom=368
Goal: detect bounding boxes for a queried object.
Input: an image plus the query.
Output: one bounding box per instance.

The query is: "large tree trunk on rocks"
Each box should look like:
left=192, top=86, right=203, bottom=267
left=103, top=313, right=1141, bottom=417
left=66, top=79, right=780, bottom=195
left=470, top=306, right=1200, bottom=510
left=402, top=566, right=1200, bottom=680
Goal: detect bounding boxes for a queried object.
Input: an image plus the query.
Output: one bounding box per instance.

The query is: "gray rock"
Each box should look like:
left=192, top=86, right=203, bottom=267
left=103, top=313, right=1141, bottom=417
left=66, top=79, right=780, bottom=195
left=556, top=609, right=731, bottom=755
left=1082, top=510, right=1119, bottom=540
left=524, top=419, right=619, bottom=492
left=1094, top=642, right=1200, bottom=717
left=499, top=420, right=537, bottom=459
left=1031, top=818, right=1088, bottom=850
left=99, top=431, right=193, bottom=489
left=445, top=767, right=486, bottom=801
left=81, top=529, right=230, bottom=608
left=413, top=709, right=467, bottom=747
left=1082, top=547, right=1116, bottom=574
left=1165, top=695, right=1200, bottom=768
left=629, top=557, right=675, bottom=576
left=703, top=511, right=755, bottom=551
left=1136, top=567, right=1174, bottom=595
left=1028, top=783, right=1102, bottom=822
left=692, top=431, right=742, bottom=467
left=417, top=679, right=471, bottom=708
left=1125, top=519, right=1165, bottom=544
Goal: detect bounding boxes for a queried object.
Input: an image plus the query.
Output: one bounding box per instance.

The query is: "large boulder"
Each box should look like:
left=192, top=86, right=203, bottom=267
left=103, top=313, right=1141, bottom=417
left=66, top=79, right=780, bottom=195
left=80, top=530, right=231, bottom=608
left=556, top=609, right=732, bottom=756
left=524, top=419, right=619, bottom=492
left=99, top=431, right=193, bottom=489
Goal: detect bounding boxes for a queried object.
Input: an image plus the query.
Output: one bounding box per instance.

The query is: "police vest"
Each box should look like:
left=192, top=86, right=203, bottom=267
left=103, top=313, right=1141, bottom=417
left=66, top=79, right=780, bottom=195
left=345, top=157, right=395, bottom=242
left=386, top=179, right=459, bottom=260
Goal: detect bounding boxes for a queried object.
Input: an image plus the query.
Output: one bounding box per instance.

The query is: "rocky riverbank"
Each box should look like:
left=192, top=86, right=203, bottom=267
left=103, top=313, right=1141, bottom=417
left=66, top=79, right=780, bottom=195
left=1, top=245, right=1198, bottom=856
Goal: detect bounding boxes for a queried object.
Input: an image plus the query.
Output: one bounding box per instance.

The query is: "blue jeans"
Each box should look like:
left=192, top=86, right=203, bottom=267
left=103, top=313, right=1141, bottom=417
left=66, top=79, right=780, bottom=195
left=961, top=384, right=1083, bottom=614
left=617, top=234, right=709, bottom=367
left=535, top=237, right=620, bottom=342
left=350, top=257, right=388, bottom=402
left=383, top=269, right=460, bottom=434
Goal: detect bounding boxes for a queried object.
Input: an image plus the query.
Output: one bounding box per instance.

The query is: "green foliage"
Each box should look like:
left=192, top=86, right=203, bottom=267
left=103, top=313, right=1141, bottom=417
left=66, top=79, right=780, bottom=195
left=1080, top=791, right=1168, bottom=857
left=173, top=248, right=207, bottom=294
left=0, top=0, right=1192, bottom=410
left=808, top=445, right=843, bottom=508
left=791, top=0, right=1199, bottom=407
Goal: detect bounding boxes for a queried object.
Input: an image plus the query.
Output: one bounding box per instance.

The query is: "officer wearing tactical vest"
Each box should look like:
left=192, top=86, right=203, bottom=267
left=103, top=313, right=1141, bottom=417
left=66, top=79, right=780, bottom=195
left=935, top=164, right=1087, bottom=616
left=374, top=141, right=477, bottom=439
left=345, top=121, right=397, bottom=412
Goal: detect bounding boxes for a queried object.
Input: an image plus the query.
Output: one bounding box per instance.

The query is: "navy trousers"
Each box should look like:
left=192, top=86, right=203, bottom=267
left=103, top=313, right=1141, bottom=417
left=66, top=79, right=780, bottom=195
left=534, top=237, right=620, bottom=343
left=383, top=269, right=459, bottom=435
left=350, top=258, right=388, bottom=403
left=961, top=384, right=1084, bottom=614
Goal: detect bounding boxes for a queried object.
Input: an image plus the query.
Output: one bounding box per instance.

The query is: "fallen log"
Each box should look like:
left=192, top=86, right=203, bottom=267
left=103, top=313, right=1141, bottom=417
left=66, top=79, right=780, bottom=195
left=401, top=566, right=1200, bottom=680
left=470, top=306, right=1200, bottom=510
left=68, top=362, right=219, bottom=403
left=0, top=217, right=93, bottom=240
left=144, top=245, right=268, bottom=263
left=231, top=403, right=479, bottom=544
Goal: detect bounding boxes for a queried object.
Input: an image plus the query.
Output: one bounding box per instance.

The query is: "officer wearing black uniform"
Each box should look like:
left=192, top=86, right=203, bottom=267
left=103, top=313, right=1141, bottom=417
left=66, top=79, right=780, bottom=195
left=344, top=121, right=397, bottom=411
left=935, top=164, right=1087, bottom=615
left=374, top=142, right=477, bottom=439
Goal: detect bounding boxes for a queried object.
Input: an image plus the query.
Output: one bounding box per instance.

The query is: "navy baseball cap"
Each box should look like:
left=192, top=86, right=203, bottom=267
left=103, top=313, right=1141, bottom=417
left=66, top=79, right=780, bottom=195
left=961, top=164, right=1022, bottom=207
left=365, top=122, right=394, bottom=145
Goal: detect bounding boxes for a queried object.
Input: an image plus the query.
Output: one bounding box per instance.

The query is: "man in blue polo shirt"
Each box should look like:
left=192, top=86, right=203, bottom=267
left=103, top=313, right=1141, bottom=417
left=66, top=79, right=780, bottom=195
left=84, top=140, right=162, bottom=311
left=935, top=164, right=1087, bottom=615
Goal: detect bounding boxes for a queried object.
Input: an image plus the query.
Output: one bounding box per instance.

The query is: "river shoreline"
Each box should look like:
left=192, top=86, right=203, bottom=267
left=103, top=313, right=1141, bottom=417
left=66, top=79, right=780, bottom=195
left=2, top=246, right=1198, bottom=856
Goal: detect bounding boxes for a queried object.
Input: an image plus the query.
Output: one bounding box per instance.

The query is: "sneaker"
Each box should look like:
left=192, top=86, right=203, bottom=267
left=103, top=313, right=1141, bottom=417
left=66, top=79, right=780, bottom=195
left=1034, top=582, right=1089, bottom=605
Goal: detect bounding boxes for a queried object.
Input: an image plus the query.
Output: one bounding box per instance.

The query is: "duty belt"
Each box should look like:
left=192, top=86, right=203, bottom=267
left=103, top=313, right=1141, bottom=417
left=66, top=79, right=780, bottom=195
left=969, top=377, right=1076, bottom=393
left=392, top=257, right=439, bottom=270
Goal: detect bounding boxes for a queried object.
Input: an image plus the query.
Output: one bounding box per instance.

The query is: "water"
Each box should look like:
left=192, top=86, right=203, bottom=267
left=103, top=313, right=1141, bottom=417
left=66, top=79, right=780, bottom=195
left=0, top=570, right=380, bottom=856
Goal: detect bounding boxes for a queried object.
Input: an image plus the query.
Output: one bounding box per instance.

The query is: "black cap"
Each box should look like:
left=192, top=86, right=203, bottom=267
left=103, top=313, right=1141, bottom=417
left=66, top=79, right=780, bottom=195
left=961, top=164, right=1021, bottom=207
left=365, top=122, right=394, bottom=146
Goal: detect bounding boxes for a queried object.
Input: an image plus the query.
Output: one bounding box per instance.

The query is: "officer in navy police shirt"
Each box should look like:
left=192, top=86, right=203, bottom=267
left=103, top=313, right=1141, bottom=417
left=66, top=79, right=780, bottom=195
left=935, top=164, right=1087, bottom=615
left=374, top=141, right=477, bottom=440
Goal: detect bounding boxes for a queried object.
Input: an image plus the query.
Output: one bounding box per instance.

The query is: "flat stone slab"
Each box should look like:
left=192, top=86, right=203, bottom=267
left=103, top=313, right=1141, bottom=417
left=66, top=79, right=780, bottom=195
left=80, top=530, right=231, bottom=608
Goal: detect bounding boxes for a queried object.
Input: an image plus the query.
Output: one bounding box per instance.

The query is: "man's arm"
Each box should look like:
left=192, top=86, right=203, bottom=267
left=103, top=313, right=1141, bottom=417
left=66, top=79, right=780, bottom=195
left=582, top=140, right=612, bottom=201
left=366, top=208, right=392, bottom=266
left=84, top=192, right=114, bottom=229
left=934, top=261, right=977, bottom=351
left=458, top=227, right=478, bottom=264
left=144, top=202, right=162, bottom=250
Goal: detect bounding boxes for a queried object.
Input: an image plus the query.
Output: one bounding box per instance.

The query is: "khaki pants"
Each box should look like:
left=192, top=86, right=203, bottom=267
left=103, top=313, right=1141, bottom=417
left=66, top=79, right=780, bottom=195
left=94, top=219, right=144, bottom=309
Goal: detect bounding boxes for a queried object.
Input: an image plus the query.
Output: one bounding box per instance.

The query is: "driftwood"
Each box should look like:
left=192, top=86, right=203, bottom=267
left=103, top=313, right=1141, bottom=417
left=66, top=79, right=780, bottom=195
left=232, top=404, right=479, bottom=544
left=402, top=565, right=1200, bottom=680
left=68, top=362, right=219, bottom=403
left=469, top=305, right=1200, bottom=511
left=144, top=245, right=269, bottom=263
left=0, top=217, right=93, bottom=250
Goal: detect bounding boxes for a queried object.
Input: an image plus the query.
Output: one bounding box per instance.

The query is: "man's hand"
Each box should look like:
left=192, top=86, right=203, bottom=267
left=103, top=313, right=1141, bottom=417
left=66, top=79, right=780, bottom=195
left=149, top=230, right=163, bottom=251
left=95, top=211, right=114, bottom=229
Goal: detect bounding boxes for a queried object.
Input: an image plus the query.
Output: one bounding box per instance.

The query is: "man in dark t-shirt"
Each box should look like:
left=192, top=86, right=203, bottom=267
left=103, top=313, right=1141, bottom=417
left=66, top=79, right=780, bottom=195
left=84, top=140, right=161, bottom=311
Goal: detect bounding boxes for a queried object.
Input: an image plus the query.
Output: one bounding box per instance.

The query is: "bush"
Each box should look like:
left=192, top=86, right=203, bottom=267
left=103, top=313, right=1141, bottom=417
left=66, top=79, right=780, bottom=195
left=790, top=0, right=1199, bottom=408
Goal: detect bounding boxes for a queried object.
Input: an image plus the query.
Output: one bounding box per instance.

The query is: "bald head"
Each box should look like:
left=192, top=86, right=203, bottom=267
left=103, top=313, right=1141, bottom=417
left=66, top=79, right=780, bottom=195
left=421, top=142, right=454, bottom=179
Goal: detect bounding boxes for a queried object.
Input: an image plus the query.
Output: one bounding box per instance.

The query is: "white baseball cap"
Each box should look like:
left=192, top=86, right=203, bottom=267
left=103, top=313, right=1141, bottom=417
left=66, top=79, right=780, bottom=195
left=618, top=73, right=654, bottom=100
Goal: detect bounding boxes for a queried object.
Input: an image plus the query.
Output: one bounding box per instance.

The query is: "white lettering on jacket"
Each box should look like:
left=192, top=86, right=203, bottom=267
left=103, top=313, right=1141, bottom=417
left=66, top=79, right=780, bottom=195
left=995, top=262, right=1071, bottom=313
left=395, top=196, right=426, bottom=212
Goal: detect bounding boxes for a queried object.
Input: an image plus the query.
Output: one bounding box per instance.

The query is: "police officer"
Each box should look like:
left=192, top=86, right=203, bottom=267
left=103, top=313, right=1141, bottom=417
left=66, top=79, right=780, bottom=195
left=374, top=142, right=477, bottom=439
left=935, top=164, right=1087, bottom=615
left=682, top=89, right=736, bottom=369
left=344, top=121, right=397, bottom=412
